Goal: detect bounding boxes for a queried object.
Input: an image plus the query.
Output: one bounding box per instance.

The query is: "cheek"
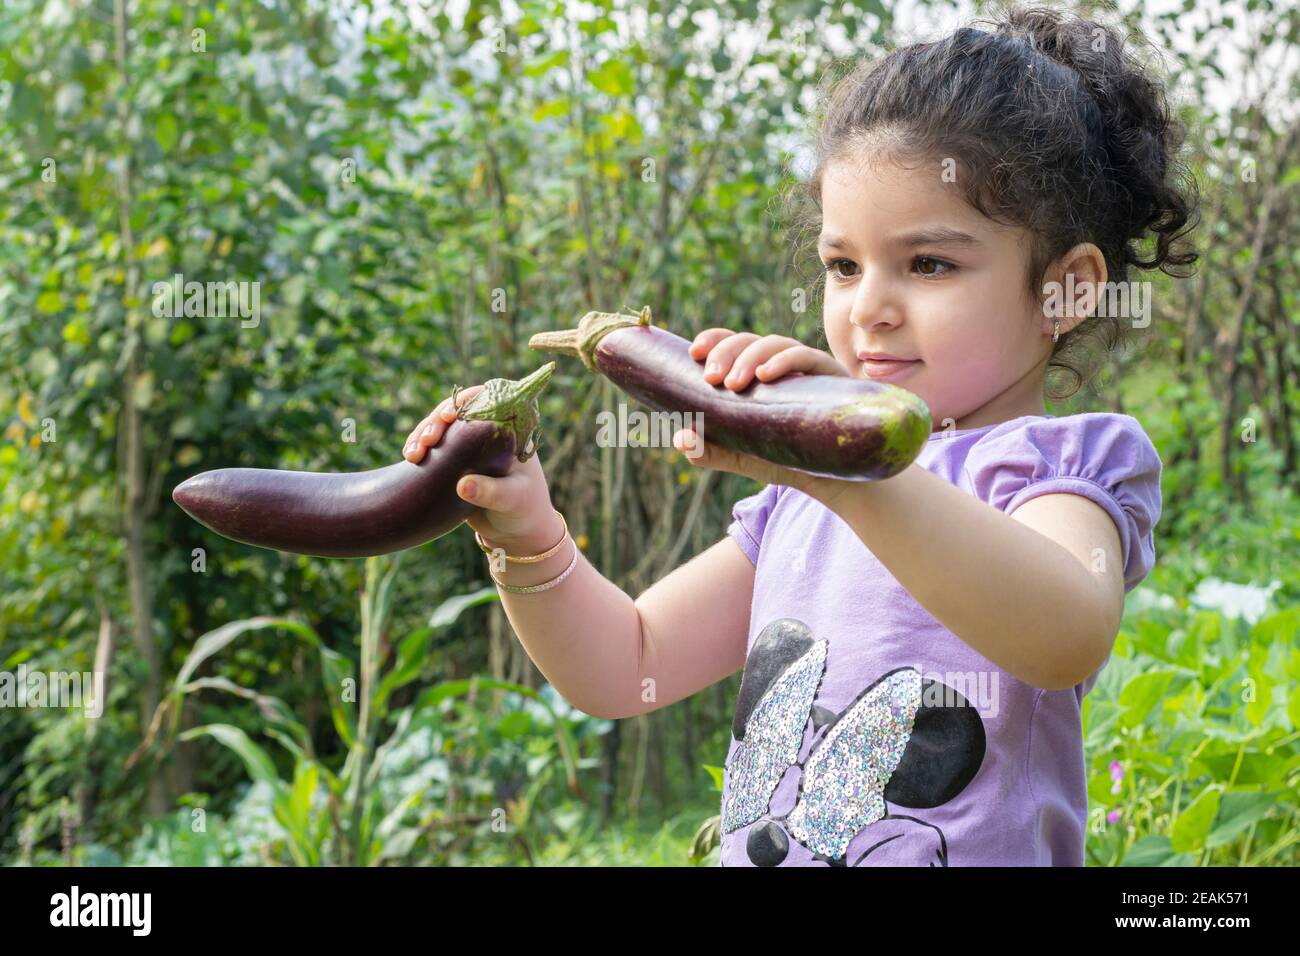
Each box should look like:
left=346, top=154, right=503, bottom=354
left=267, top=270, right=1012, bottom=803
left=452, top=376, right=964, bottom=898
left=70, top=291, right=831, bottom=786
left=823, top=316, right=857, bottom=366
left=914, top=311, right=1010, bottom=396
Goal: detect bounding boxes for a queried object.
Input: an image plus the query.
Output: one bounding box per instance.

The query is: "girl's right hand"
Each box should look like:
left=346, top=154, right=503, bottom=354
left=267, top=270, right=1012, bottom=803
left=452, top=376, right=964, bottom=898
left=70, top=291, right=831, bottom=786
left=403, top=386, right=564, bottom=556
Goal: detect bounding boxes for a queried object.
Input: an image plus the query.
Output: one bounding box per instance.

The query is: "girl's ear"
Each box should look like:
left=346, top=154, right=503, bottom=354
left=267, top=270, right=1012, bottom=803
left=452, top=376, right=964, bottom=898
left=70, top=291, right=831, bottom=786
left=1041, top=242, right=1109, bottom=337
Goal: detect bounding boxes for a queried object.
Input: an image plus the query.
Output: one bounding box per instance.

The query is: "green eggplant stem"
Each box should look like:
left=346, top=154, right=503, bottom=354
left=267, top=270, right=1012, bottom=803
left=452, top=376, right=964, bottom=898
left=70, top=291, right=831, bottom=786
left=528, top=305, right=653, bottom=372
left=455, top=361, right=555, bottom=461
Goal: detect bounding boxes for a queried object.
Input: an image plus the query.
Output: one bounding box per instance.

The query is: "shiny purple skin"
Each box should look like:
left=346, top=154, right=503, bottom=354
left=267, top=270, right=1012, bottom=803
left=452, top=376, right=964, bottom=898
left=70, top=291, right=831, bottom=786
left=171, top=418, right=518, bottom=558
left=593, top=324, right=930, bottom=481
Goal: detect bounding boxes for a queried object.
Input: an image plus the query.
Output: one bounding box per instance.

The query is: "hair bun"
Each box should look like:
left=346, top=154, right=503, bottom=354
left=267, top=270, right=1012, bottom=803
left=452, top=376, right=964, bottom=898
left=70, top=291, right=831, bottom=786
left=999, top=6, right=1198, bottom=275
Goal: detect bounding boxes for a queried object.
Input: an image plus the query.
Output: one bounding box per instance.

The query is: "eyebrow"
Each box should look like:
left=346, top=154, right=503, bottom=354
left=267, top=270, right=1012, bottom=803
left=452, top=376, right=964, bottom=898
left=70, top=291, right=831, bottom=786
left=818, top=227, right=982, bottom=250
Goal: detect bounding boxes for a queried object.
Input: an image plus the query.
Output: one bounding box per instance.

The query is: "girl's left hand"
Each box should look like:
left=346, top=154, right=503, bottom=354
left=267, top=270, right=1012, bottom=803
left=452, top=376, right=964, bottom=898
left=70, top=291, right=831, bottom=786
left=689, top=328, right=851, bottom=391
left=673, top=329, right=850, bottom=497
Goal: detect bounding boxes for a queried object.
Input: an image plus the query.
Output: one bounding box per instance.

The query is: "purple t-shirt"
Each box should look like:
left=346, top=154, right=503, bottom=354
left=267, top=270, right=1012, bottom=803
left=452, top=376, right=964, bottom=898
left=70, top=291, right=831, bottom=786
left=720, top=413, right=1162, bottom=867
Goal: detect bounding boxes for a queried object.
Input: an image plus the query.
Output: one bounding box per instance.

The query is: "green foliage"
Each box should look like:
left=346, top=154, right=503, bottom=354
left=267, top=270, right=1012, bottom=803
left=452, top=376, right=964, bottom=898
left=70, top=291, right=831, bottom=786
left=1, top=0, right=1296, bottom=866
left=1083, top=531, right=1300, bottom=866
left=122, top=555, right=612, bottom=865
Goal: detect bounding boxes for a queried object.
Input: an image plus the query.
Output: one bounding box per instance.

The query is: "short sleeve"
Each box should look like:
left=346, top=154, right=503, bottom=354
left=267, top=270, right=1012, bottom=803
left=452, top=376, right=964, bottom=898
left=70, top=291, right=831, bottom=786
left=726, top=483, right=788, bottom=565
left=962, top=414, right=1162, bottom=593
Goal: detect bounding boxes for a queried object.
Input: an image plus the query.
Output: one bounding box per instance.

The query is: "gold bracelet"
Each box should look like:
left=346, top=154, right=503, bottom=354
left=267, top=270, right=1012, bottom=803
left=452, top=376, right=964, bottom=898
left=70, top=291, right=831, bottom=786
left=490, top=538, right=579, bottom=594
left=475, top=510, right=569, bottom=564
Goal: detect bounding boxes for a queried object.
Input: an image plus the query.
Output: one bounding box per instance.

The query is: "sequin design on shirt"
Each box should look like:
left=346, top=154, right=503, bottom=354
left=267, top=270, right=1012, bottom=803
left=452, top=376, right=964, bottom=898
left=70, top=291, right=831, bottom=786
left=722, top=638, right=827, bottom=834
left=785, top=668, right=921, bottom=859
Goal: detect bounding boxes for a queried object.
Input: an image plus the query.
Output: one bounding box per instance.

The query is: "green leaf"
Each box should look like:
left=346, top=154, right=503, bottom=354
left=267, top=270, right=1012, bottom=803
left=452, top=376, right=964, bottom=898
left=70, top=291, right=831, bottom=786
left=588, top=58, right=633, bottom=96
left=523, top=50, right=569, bottom=78
left=428, top=586, right=499, bottom=628
left=1118, top=670, right=1176, bottom=728
left=1194, top=751, right=1293, bottom=787
left=181, top=676, right=310, bottom=752
left=156, top=113, right=179, bottom=152
left=169, top=321, right=195, bottom=347
left=318, top=644, right=356, bottom=748
left=62, top=317, right=90, bottom=345
left=180, top=724, right=282, bottom=788
left=1171, top=785, right=1221, bottom=853
left=498, top=710, right=532, bottom=739
left=289, top=760, right=319, bottom=833
left=373, top=626, right=433, bottom=716
left=175, top=617, right=312, bottom=691
left=1122, top=835, right=1193, bottom=866
left=532, top=99, right=568, bottom=122
left=1206, top=790, right=1277, bottom=848
left=1245, top=654, right=1274, bottom=727
left=702, top=764, right=725, bottom=792
left=36, top=291, right=64, bottom=314
left=1251, top=607, right=1300, bottom=645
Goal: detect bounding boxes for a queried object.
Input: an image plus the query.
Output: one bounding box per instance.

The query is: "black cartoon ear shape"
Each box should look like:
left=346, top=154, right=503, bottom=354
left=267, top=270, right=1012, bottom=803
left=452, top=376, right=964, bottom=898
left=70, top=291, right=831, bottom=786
left=731, top=619, right=815, bottom=741
left=746, top=819, right=790, bottom=867
left=883, top=678, right=986, bottom=809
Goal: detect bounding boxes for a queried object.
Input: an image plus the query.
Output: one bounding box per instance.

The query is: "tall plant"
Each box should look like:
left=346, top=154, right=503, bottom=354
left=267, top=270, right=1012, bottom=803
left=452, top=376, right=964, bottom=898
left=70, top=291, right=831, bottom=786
left=133, top=554, right=586, bottom=865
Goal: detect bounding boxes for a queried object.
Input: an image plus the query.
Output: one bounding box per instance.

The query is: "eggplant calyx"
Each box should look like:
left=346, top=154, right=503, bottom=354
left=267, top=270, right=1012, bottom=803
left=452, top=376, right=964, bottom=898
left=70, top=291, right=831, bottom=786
left=456, top=361, right=555, bottom=461
left=528, top=305, right=653, bottom=372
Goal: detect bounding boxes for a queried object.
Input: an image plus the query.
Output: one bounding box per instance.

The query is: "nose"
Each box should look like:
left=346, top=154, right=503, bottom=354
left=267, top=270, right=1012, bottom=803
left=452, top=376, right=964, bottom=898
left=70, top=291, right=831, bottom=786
left=847, top=268, right=902, bottom=331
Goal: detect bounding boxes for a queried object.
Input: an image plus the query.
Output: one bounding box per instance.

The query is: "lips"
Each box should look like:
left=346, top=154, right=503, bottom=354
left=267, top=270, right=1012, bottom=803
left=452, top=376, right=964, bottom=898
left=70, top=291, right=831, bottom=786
left=858, top=356, right=920, bottom=382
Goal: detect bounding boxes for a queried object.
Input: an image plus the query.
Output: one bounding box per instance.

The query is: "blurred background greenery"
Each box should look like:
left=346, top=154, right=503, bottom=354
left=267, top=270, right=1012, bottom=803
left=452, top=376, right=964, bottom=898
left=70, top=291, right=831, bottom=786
left=0, top=0, right=1296, bottom=866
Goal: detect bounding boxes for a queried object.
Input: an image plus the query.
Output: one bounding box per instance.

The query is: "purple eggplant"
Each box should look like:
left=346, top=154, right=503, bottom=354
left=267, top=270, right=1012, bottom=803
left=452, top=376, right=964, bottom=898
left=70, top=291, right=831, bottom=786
left=529, top=307, right=930, bottom=481
left=171, top=363, right=554, bottom=557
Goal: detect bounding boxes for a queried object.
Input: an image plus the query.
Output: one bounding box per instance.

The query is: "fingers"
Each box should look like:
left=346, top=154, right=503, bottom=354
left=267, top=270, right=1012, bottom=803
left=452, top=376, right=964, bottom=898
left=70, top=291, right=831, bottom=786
left=754, top=345, right=850, bottom=382
left=700, top=332, right=760, bottom=386
left=403, top=385, right=486, bottom=463
left=688, top=328, right=736, bottom=362
left=455, top=470, right=526, bottom=513
left=403, top=412, right=439, bottom=462
left=719, top=335, right=805, bottom=391
left=672, top=428, right=812, bottom=492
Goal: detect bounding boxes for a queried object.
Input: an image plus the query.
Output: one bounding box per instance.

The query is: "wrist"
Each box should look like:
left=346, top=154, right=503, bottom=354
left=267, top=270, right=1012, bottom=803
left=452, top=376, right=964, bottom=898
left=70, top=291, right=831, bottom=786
left=477, top=509, right=566, bottom=558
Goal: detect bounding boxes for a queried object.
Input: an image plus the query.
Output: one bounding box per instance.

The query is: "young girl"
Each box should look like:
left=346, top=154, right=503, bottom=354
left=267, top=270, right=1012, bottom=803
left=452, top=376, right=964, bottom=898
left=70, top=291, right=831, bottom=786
left=401, top=6, right=1197, bottom=866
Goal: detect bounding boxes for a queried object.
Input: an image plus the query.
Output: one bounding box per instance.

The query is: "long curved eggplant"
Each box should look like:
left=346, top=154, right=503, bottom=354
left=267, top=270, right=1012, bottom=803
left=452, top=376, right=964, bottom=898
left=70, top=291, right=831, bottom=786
left=529, top=307, right=930, bottom=481
left=171, top=363, right=555, bottom=557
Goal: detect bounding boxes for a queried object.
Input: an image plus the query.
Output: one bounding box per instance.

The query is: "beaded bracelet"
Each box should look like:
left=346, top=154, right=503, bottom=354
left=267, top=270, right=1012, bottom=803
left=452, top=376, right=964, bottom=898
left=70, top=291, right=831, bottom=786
left=489, top=538, right=579, bottom=594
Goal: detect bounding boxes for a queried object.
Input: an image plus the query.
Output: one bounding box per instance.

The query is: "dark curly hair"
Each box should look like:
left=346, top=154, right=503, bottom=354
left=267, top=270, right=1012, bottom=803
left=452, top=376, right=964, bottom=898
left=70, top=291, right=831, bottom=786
left=785, top=4, right=1201, bottom=399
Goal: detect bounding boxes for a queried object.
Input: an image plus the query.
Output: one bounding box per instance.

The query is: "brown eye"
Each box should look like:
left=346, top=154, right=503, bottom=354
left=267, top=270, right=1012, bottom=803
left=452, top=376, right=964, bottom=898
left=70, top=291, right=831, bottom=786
left=823, top=258, right=857, bottom=280
left=914, top=256, right=955, bottom=278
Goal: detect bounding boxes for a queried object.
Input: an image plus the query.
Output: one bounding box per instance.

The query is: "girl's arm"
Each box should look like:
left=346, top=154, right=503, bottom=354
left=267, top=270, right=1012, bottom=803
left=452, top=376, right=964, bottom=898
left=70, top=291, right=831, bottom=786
left=681, top=330, right=1128, bottom=694
left=488, top=513, right=755, bottom=719
left=683, top=438, right=1126, bottom=692
left=809, top=467, right=1125, bottom=691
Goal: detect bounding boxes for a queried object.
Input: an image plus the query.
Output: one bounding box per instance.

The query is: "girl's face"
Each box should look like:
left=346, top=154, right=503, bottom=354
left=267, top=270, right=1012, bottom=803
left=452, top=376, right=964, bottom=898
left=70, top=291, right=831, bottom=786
left=818, top=156, right=1053, bottom=431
